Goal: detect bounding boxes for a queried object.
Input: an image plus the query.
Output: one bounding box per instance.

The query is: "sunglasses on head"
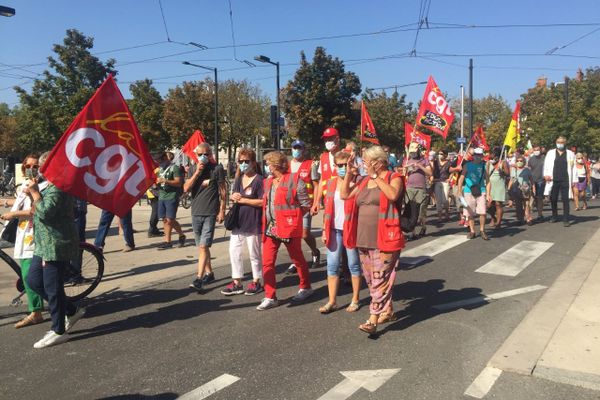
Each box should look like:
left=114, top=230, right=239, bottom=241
left=238, top=160, right=250, bottom=164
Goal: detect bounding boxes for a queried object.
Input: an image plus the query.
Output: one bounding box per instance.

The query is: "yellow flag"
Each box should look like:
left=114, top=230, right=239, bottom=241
left=504, top=101, right=521, bottom=152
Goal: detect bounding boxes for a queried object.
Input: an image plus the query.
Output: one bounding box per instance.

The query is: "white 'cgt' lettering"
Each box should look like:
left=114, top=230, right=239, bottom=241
left=66, top=127, right=146, bottom=196
left=427, top=91, right=452, bottom=117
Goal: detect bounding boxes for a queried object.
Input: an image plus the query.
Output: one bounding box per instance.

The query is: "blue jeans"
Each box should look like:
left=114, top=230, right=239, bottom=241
left=73, top=198, right=88, bottom=242
left=326, top=229, right=361, bottom=277
left=94, top=210, right=135, bottom=249
left=28, top=256, right=76, bottom=335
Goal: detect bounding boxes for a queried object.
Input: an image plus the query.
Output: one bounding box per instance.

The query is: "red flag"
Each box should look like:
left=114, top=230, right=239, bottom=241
left=405, top=122, right=431, bottom=153
left=182, top=130, right=207, bottom=163
left=471, top=125, right=489, bottom=150
left=416, top=75, right=455, bottom=139
left=40, top=75, right=156, bottom=217
left=360, top=102, right=379, bottom=145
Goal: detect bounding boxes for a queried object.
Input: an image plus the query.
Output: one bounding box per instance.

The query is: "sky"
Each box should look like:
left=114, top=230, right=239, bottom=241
left=1, top=0, right=599, bottom=110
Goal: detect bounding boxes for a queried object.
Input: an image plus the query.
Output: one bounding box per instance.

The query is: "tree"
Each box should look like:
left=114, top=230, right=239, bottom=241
left=14, top=29, right=116, bottom=152
left=128, top=79, right=170, bottom=152
left=283, top=47, right=361, bottom=152
left=0, top=103, right=20, bottom=157
left=162, top=79, right=215, bottom=147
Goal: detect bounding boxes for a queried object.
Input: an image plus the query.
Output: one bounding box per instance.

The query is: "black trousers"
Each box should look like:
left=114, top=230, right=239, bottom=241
left=149, top=197, right=159, bottom=233
left=550, top=180, right=570, bottom=221
left=591, top=177, right=600, bottom=197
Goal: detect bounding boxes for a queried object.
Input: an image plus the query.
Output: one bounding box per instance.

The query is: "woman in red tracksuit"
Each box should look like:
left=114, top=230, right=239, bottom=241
left=341, top=146, right=405, bottom=334
left=256, top=151, right=313, bottom=311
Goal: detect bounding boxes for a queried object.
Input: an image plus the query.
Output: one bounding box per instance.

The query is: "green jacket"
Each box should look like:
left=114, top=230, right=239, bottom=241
left=33, top=184, right=78, bottom=261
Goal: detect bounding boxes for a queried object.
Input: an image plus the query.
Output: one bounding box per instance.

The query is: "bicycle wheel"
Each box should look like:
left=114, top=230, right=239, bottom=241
left=181, top=193, right=191, bottom=209
left=64, top=243, right=104, bottom=302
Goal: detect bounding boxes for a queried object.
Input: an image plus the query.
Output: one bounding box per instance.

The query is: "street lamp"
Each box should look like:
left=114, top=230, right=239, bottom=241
left=0, top=6, right=15, bottom=17
left=254, top=55, right=280, bottom=150
left=182, top=61, right=219, bottom=163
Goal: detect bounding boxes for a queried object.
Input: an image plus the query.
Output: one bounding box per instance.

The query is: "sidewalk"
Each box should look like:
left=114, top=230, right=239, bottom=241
left=488, top=223, right=600, bottom=391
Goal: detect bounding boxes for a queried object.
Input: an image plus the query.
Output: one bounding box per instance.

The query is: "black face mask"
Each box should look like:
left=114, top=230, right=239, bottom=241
left=409, top=152, right=419, bottom=159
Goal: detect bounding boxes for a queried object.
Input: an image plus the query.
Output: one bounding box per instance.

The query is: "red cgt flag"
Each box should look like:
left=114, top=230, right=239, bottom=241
left=404, top=122, right=432, bottom=153
left=40, top=75, right=156, bottom=218
left=471, top=125, right=490, bottom=150
left=416, top=75, right=455, bottom=139
left=182, top=129, right=207, bottom=163
left=361, top=102, right=379, bottom=145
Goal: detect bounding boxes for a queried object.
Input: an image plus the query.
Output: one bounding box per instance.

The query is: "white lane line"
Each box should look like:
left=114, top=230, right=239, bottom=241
left=464, top=366, right=503, bottom=398
left=432, top=285, right=547, bottom=311
left=475, top=241, right=553, bottom=277
left=177, top=374, right=240, bottom=400
left=402, top=234, right=470, bottom=258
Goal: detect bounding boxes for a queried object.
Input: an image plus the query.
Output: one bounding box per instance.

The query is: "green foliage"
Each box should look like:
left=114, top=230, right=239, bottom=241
left=283, top=47, right=361, bottom=153
left=14, top=29, right=115, bottom=152
left=128, top=79, right=170, bottom=152
left=0, top=103, right=19, bottom=156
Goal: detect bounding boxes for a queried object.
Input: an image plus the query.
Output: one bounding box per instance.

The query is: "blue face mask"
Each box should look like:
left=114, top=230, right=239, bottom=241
left=337, top=167, right=347, bottom=178
left=292, top=149, right=303, bottom=159
left=199, top=155, right=209, bottom=164
left=239, top=163, right=249, bottom=173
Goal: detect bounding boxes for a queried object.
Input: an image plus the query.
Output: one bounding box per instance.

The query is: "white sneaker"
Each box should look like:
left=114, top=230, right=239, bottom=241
left=33, top=330, right=69, bottom=349
left=256, top=297, right=279, bottom=311
left=292, top=288, right=314, bottom=302
left=65, top=307, right=86, bottom=332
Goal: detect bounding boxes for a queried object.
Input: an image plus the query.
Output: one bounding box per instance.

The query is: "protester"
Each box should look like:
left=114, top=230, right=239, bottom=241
left=459, top=147, right=489, bottom=240
left=94, top=209, right=135, bottom=252
left=184, top=143, right=226, bottom=291
left=147, top=153, right=162, bottom=237
left=156, top=152, right=186, bottom=249
left=591, top=158, right=600, bottom=199
left=25, top=152, right=85, bottom=348
left=257, top=151, right=313, bottom=310
left=1, top=154, right=45, bottom=329
left=509, top=155, right=535, bottom=225
left=221, top=148, right=264, bottom=296
left=572, top=152, right=589, bottom=211
left=311, top=127, right=340, bottom=216
left=319, top=151, right=362, bottom=314
left=286, top=140, right=320, bottom=274
left=527, top=145, right=546, bottom=221
left=432, top=148, right=451, bottom=222
left=486, top=147, right=510, bottom=229
left=341, top=146, right=404, bottom=335
left=544, top=136, right=576, bottom=227
left=403, top=142, right=432, bottom=239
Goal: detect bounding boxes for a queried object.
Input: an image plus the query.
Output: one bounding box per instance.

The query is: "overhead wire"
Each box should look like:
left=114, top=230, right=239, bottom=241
left=546, top=26, right=600, bottom=54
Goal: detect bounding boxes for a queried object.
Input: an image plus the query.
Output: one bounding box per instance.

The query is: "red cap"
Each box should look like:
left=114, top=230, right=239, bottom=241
left=322, top=127, right=339, bottom=138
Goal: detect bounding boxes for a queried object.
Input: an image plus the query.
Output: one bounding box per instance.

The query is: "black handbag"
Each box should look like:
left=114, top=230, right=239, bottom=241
left=469, top=165, right=485, bottom=198
left=1, top=218, right=18, bottom=243
left=224, top=203, right=240, bottom=231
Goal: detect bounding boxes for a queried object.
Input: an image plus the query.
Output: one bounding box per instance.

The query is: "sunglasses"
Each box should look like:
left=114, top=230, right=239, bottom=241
left=24, top=164, right=39, bottom=169
left=292, top=146, right=304, bottom=150
left=335, top=163, right=347, bottom=168
left=238, top=160, right=251, bottom=164
left=196, top=153, right=209, bottom=157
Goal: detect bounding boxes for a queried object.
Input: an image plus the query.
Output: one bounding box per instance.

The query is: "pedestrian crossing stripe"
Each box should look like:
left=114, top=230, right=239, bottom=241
left=475, top=241, right=554, bottom=277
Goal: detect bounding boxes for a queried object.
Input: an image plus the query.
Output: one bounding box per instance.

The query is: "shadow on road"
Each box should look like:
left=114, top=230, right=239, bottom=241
left=97, top=393, right=177, bottom=400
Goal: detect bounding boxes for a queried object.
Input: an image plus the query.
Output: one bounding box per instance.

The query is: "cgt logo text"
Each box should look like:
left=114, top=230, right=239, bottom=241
left=65, top=127, right=146, bottom=196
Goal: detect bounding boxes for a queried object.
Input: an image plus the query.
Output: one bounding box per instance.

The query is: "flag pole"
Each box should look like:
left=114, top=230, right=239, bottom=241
left=460, top=85, right=465, bottom=155
left=360, top=101, right=364, bottom=144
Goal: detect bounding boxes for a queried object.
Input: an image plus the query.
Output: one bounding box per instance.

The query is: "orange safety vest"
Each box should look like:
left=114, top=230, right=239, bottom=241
left=322, top=177, right=357, bottom=248
left=262, top=173, right=303, bottom=240
left=289, top=159, right=314, bottom=200
left=345, top=171, right=405, bottom=252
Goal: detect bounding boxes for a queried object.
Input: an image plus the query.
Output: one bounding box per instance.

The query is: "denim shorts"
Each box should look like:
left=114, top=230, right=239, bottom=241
left=303, top=213, right=312, bottom=230
left=326, top=229, right=361, bottom=277
left=158, top=198, right=179, bottom=220
left=192, top=215, right=217, bottom=247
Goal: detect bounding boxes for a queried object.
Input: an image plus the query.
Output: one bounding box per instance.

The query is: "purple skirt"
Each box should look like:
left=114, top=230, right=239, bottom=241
left=575, top=180, right=587, bottom=192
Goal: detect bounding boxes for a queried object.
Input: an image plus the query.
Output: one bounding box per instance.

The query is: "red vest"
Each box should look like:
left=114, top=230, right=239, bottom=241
left=320, top=152, right=337, bottom=196
left=345, top=171, right=405, bottom=252
left=322, top=177, right=356, bottom=248
left=289, top=159, right=314, bottom=199
left=262, top=173, right=303, bottom=241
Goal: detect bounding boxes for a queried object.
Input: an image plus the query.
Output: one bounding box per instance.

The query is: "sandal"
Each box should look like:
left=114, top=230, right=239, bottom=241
left=377, top=312, right=398, bottom=324
left=359, top=320, right=377, bottom=334
left=14, top=313, right=43, bottom=329
left=319, top=303, right=337, bottom=314
left=480, top=231, right=490, bottom=241
left=346, top=301, right=360, bottom=313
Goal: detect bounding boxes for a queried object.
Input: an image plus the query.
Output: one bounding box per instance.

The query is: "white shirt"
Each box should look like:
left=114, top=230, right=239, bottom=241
left=333, top=189, right=345, bottom=230
left=11, top=180, right=48, bottom=259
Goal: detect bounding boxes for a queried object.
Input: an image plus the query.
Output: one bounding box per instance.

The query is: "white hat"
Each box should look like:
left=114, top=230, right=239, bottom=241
left=473, top=147, right=484, bottom=155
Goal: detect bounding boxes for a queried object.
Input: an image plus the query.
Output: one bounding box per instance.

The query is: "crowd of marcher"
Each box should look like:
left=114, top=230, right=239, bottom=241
left=3, top=128, right=599, bottom=347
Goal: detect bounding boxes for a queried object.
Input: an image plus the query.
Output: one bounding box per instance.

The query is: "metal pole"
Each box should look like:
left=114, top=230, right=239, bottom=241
left=468, top=58, right=474, bottom=141
left=564, top=76, right=569, bottom=117
left=275, top=62, right=281, bottom=151
left=460, top=85, right=465, bottom=155
left=214, top=68, right=219, bottom=163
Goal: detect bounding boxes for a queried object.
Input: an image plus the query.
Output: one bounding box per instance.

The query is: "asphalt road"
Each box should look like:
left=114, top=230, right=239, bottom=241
left=2, top=203, right=600, bottom=400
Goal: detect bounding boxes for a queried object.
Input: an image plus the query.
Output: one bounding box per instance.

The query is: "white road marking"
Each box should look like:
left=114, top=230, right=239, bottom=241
left=402, top=234, right=470, bottom=259
left=464, top=366, right=503, bottom=398
left=475, top=241, right=553, bottom=277
left=317, top=369, right=400, bottom=400
left=177, top=374, right=240, bottom=400
left=432, top=285, right=547, bottom=311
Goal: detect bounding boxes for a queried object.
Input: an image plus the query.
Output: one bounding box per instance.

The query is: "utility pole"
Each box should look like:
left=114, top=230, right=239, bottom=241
left=469, top=58, right=474, bottom=139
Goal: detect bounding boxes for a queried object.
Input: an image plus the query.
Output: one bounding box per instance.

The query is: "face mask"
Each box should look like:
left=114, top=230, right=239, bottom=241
left=577, top=159, right=584, bottom=164
left=264, top=165, right=271, bottom=176
left=516, top=161, right=524, bottom=168
left=533, top=151, right=541, bottom=156
left=325, top=141, right=336, bottom=151
left=239, top=163, right=249, bottom=173
left=199, top=155, right=209, bottom=164
left=556, top=143, right=565, bottom=150
left=25, top=168, right=39, bottom=179
left=337, top=167, right=347, bottom=178
left=409, top=152, right=419, bottom=159
left=292, top=149, right=303, bottom=159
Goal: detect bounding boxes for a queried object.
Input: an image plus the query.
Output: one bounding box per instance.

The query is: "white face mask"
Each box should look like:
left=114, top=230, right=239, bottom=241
left=533, top=151, right=541, bottom=156
left=325, top=141, right=336, bottom=151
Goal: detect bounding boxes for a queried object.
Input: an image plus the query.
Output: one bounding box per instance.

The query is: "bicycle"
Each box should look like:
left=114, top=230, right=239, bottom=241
left=2, top=242, right=105, bottom=306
